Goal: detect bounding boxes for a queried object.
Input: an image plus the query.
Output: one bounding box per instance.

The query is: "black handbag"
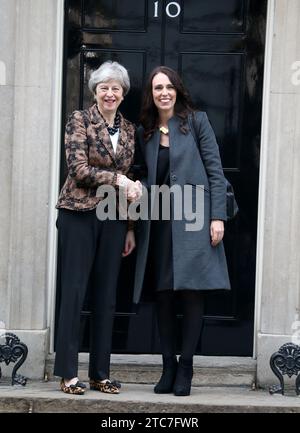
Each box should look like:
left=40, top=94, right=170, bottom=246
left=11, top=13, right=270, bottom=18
left=188, top=113, right=239, bottom=220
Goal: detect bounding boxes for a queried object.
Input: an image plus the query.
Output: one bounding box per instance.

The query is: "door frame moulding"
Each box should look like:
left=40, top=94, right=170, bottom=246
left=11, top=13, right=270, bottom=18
left=46, top=0, right=65, bottom=353
left=253, top=0, right=275, bottom=358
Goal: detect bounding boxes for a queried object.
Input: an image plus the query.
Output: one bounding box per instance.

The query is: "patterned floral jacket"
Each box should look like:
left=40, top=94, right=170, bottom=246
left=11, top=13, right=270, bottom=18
left=56, top=104, right=136, bottom=215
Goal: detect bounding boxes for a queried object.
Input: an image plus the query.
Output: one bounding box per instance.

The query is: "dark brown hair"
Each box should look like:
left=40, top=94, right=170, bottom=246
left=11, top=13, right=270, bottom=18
left=140, top=66, right=195, bottom=141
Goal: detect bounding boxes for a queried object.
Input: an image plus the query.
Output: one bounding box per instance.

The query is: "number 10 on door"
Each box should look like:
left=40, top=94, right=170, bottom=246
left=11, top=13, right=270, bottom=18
left=154, top=1, right=181, bottom=18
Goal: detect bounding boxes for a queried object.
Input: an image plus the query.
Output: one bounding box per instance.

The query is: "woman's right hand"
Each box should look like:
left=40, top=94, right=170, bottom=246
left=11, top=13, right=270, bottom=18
left=117, top=175, right=143, bottom=202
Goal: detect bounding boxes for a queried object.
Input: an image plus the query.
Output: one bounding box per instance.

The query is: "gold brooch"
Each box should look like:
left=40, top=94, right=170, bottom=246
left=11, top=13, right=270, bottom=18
left=159, top=126, right=169, bottom=135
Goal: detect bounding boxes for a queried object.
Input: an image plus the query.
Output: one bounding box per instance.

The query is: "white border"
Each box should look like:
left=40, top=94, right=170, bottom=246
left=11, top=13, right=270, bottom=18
left=46, top=0, right=64, bottom=353
left=253, top=0, right=275, bottom=358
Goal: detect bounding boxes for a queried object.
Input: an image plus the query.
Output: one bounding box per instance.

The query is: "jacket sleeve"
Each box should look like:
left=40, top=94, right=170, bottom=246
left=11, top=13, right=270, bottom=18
left=196, top=112, right=227, bottom=221
left=65, top=111, right=117, bottom=188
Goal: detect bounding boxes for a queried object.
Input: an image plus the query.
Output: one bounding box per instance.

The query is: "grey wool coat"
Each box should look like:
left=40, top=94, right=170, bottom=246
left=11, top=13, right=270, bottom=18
left=133, top=111, right=231, bottom=304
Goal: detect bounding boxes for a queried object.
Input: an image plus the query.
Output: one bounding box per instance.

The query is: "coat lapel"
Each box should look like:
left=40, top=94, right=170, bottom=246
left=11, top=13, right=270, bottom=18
left=145, top=129, right=160, bottom=186
left=115, top=113, right=129, bottom=162
left=167, top=116, right=181, bottom=168
left=89, top=104, right=117, bottom=165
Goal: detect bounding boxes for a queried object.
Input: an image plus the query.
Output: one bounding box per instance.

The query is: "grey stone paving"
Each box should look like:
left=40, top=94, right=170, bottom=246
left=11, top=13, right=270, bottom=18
left=0, top=381, right=299, bottom=413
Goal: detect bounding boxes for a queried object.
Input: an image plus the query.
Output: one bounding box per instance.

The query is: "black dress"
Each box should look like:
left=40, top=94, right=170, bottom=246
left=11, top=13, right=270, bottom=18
left=146, top=144, right=173, bottom=292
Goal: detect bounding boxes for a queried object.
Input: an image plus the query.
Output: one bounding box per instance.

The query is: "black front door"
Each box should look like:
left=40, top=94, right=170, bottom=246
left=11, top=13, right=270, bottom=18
left=58, top=0, right=267, bottom=356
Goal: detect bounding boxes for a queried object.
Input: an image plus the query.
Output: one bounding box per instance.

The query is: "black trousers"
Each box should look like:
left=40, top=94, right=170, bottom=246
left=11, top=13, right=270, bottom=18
left=54, top=209, right=127, bottom=380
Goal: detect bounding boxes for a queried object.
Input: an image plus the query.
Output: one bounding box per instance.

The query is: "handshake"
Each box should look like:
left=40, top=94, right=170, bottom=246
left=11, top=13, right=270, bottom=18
left=116, top=174, right=143, bottom=203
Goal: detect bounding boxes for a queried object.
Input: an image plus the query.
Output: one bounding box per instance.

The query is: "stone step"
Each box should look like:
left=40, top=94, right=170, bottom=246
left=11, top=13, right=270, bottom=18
left=1, top=381, right=300, bottom=413
left=45, top=354, right=256, bottom=387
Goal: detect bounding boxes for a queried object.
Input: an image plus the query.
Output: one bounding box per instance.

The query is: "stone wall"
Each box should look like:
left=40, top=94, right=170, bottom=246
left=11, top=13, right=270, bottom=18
left=256, top=0, right=300, bottom=386
left=0, top=0, right=63, bottom=379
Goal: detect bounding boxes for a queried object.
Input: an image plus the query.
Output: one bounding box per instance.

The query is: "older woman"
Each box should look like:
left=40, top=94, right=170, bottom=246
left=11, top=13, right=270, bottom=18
left=54, top=61, right=141, bottom=395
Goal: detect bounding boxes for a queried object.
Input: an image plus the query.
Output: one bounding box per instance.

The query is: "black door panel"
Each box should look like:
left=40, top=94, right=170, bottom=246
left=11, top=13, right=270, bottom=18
left=83, top=0, right=147, bottom=31
left=181, top=0, right=246, bottom=33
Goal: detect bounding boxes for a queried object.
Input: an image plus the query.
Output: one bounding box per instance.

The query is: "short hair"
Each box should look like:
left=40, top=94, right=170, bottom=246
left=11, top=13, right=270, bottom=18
left=88, top=61, right=130, bottom=96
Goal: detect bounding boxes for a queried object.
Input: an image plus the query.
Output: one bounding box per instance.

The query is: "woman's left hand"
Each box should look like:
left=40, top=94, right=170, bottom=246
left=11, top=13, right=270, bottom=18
left=127, top=180, right=143, bottom=202
left=210, top=220, right=224, bottom=247
left=122, top=230, right=136, bottom=257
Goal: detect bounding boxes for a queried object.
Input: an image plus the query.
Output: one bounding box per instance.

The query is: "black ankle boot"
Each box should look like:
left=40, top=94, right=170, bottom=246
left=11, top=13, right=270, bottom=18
left=173, top=357, right=193, bottom=396
left=154, top=356, right=178, bottom=394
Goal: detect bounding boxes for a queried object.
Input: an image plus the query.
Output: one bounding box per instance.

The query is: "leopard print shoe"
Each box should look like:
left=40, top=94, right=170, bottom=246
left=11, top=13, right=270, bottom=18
left=60, top=379, right=85, bottom=395
left=89, top=379, right=120, bottom=394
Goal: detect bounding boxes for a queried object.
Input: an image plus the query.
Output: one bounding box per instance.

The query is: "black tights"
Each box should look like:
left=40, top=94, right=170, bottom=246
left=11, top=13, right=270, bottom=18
left=156, top=290, right=204, bottom=361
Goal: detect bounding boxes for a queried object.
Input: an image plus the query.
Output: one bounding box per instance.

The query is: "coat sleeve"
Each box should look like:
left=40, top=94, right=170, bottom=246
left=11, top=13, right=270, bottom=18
left=196, top=112, right=227, bottom=221
left=65, top=111, right=117, bottom=188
